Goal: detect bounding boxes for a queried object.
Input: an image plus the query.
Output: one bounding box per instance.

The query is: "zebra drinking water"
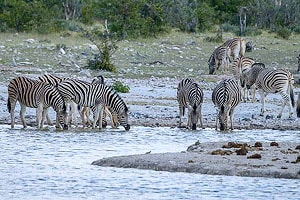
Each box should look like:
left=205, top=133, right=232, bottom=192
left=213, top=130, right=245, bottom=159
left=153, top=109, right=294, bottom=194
left=255, top=68, right=295, bottom=118
left=7, top=76, right=68, bottom=129
left=177, top=78, right=204, bottom=130
left=212, top=78, right=241, bottom=131
left=57, top=79, right=130, bottom=130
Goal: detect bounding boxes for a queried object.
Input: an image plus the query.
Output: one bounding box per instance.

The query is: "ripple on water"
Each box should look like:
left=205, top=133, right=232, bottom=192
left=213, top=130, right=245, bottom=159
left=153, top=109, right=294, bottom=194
left=0, top=125, right=299, bottom=200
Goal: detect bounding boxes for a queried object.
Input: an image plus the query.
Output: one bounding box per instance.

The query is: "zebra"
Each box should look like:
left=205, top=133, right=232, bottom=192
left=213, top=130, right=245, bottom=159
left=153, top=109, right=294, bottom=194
left=7, top=76, right=68, bottom=129
left=222, top=38, right=246, bottom=60
left=38, top=74, right=118, bottom=128
left=297, top=94, right=300, bottom=118
left=212, top=78, right=241, bottom=131
left=177, top=78, right=204, bottom=130
left=57, top=79, right=130, bottom=130
left=231, top=56, right=256, bottom=102
left=208, top=46, right=231, bottom=75
left=255, top=68, right=295, bottom=118
left=241, top=62, right=266, bottom=102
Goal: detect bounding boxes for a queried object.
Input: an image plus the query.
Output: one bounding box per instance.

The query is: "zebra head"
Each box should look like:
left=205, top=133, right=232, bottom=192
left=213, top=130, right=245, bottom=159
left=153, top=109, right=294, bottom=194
left=188, top=104, right=200, bottom=130
left=218, top=105, right=227, bottom=131
left=118, top=106, right=130, bottom=131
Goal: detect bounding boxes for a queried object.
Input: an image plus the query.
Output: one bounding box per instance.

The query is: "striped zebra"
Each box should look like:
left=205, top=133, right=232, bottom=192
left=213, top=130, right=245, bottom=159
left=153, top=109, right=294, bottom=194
left=297, top=94, right=300, bottom=117
left=38, top=74, right=118, bottom=128
left=255, top=68, right=295, bottom=118
left=241, top=62, right=266, bottom=102
left=177, top=78, right=204, bottom=130
left=57, top=79, right=130, bottom=130
left=208, top=46, right=231, bottom=75
left=7, top=76, right=68, bottom=129
left=222, top=38, right=246, bottom=60
left=212, top=78, right=241, bottom=131
left=231, top=56, right=256, bottom=102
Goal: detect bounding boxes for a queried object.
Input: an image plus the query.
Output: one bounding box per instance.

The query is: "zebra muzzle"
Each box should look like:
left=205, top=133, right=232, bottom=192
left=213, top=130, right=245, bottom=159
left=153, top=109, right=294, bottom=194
left=63, top=124, right=69, bottom=130
left=192, top=124, right=197, bottom=130
left=125, top=124, right=130, bottom=131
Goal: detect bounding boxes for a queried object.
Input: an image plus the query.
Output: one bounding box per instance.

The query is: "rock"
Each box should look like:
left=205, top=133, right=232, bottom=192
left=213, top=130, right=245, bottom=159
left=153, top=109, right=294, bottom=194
left=247, top=153, right=262, bottom=159
left=254, top=142, right=263, bottom=147
left=270, top=142, right=279, bottom=147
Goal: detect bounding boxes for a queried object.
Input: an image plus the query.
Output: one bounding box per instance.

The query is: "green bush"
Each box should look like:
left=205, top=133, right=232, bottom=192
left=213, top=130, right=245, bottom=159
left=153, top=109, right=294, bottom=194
left=112, top=81, right=130, bottom=93
left=276, top=28, right=292, bottom=39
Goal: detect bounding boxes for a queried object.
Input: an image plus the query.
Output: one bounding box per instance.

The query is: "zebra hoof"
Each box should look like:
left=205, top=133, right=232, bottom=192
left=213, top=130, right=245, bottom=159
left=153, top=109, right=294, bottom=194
left=192, top=124, right=197, bottom=130
left=63, top=124, right=68, bottom=130
left=125, top=124, right=130, bottom=131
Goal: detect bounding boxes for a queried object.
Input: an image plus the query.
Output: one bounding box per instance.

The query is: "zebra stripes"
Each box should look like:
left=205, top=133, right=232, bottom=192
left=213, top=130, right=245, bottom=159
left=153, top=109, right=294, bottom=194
left=177, top=78, right=204, bottom=130
left=7, top=76, right=68, bottom=129
left=208, top=46, right=231, bottom=74
left=57, top=79, right=130, bottom=130
left=222, top=38, right=246, bottom=60
left=255, top=68, right=295, bottom=118
left=212, top=78, right=241, bottom=131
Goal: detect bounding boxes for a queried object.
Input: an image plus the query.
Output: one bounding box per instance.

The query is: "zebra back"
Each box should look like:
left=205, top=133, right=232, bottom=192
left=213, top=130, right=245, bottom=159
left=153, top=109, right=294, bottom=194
left=222, top=38, right=246, bottom=59
left=212, top=78, right=241, bottom=130
left=38, top=74, right=67, bottom=87
left=177, top=78, right=203, bottom=129
left=232, top=56, right=255, bottom=79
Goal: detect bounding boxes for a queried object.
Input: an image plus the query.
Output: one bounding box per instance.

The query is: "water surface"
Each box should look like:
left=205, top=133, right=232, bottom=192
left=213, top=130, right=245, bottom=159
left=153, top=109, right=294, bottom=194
left=0, top=125, right=299, bottom=200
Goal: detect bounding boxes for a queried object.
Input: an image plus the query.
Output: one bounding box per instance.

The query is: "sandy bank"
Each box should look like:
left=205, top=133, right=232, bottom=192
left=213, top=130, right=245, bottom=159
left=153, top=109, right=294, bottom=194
left=92, top=141, right=300, bottom=179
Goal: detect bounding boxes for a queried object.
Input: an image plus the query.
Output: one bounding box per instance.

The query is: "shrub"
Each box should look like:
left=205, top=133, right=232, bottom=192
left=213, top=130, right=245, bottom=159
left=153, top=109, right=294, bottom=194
left=276, top=28, right=291, bottom=39
left=112, top=81, right=130, bottom=93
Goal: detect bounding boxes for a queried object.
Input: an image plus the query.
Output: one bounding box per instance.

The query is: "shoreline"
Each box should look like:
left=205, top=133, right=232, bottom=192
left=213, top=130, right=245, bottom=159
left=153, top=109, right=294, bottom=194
left=92, top=141, right=300, bottom=179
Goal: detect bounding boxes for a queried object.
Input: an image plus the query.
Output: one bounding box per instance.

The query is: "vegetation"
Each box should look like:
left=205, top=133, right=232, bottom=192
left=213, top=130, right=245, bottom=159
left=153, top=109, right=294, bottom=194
left=112, top=81, right=130, bottom=93
left=0, top=0, right=299, bottom=38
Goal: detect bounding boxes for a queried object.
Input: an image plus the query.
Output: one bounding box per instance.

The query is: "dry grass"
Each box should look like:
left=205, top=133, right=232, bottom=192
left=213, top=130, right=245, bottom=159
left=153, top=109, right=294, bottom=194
left=0, top=30, right=299, bottom=84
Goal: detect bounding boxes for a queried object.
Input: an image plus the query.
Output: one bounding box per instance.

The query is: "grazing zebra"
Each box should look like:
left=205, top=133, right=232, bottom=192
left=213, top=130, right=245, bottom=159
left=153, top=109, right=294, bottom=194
left=297, top=94, right=300, bottom=117
left=255, top=68, right=295, bottom=118
left=212, top=78, right=241, bottom=131
left=7, top=76, right=68, bottom=129
left=208, top=46, right=231, bottom=74
left=222, top=38, right=246, bottom=60
left=177, top=78, right=204, bottom=130
left=57, top=79, right=130, bottom=130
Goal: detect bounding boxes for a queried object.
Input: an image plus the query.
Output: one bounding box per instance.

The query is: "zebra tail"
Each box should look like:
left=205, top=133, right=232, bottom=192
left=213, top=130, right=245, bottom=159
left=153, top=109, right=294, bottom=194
left=297, top=94, right=300, bottom=118
left=289, top=80, right=295, bottom=107
left=7, top=98, right=11, bottom=113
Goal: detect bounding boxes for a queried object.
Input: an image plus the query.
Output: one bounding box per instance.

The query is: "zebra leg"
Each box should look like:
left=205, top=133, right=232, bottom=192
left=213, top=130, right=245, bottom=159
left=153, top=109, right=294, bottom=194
left=44, top=108, right=53, bottom=125
left=259, top=90, right=265, bottom=116
left=251, top=85, right=256, bottom=103
left=36, top=104, right=44, bottom=129
left=215, top=111, right=219, bottom=130
left=104, top=107, right=114, bottom=128
left=70, top=102, right=78, bottom=128
left=278, top=92, right=290, bottom=118
left=20, top=103, right=27, bottom=128
left=199, top=107, right=203, bottom=128
left=8, top=98, right=16, bottom=129
left=229, top=108, right=234, bottom=130
left=80, top=107, right=88, bottom=128
left=178, top=106, right=183, bottom=127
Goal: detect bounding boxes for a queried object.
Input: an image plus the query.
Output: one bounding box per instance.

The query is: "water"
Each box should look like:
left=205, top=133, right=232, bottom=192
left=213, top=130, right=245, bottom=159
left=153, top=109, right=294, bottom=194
left=0, top=125, right=299, bottom=200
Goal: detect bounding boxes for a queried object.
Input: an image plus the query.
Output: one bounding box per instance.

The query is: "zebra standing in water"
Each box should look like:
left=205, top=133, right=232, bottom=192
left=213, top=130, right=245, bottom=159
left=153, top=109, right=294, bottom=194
left=208, top=46, right=231, bottom=74
left=57, top=79, right=130, bottom=130
left=212, top=78, right=241, bottom=131
left=7, top=76, right=68, bottom=129
left=255, top=68, right=295, bottom=118
left=177, top=78, right=204, bottom=130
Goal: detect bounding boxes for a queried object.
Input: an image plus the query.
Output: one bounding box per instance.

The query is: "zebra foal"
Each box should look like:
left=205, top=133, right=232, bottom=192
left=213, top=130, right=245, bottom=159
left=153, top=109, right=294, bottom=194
left=7, top=76, right=68, bottom=129
left=212, top=78, right=241, bottom=131
left=177, top=78, right=204, bottom=130
left=57, top=79, right=130, bottom=130
left=255, top=68, right=295, bottom=118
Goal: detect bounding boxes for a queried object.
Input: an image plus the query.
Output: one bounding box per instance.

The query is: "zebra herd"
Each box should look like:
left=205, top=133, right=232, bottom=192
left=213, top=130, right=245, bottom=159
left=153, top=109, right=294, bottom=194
left=178, top=37, right=300, bottom=131
left=7, top=74, right=130, bottom=131
left=6, top=37, right=300, bottom=131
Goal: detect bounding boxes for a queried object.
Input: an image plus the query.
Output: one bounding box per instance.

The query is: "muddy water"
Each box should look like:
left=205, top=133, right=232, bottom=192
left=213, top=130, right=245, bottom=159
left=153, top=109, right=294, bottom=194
left=0, top=125, right=299, bottom=200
